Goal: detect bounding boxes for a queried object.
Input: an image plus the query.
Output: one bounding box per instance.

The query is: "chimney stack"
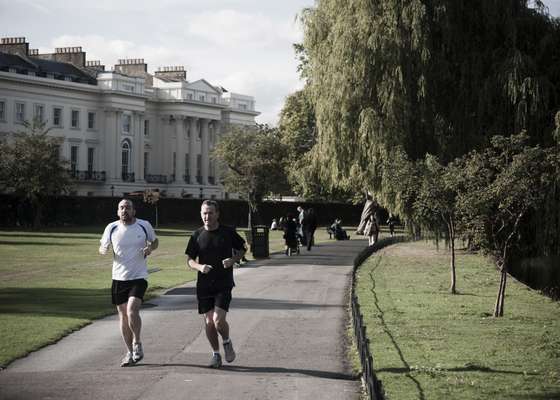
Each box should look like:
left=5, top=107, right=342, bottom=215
left=86, top=60, right=105, bottom=72
left=154, top=66, right=187, bottom=81
left=34, top=46, right=86, bottom=68
left=0, top=37, right=30, bottom=56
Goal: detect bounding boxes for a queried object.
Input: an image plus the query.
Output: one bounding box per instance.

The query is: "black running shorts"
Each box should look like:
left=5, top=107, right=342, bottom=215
left=111, top=279, right=148, bottom=305
left=197, top=288, right=232, bottom=314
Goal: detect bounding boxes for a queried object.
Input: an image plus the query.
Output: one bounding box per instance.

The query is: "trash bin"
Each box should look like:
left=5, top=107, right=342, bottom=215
left=250, top=225, right=269, bottom=258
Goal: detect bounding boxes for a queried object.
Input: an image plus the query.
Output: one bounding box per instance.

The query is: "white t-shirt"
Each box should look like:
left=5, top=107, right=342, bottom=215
left=99, top=218, right=157, bottom=281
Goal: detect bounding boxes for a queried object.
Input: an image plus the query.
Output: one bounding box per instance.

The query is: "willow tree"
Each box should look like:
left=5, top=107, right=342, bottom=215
left=301, top=0, right=560, bottom=217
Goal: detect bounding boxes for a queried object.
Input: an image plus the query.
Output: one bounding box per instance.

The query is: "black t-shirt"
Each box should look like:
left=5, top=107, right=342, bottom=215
left=185, top=225, right=245, bottom=293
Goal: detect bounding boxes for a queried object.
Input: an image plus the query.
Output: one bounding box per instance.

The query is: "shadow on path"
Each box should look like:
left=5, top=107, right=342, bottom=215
left=140, top=362, right=358, bottom=381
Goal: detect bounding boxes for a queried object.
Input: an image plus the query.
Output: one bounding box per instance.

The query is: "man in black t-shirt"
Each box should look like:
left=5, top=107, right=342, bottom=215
left=185, top=200, right=246, bottom=368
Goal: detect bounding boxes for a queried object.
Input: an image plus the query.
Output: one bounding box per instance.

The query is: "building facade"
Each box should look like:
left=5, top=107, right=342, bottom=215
left=0, top=37, right=259, bottom=199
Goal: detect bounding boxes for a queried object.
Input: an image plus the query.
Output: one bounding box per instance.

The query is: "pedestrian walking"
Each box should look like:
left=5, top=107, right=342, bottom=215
left=185, top=200, right=246, bottom=368
left=99, top=199, right=158, bottom=367
left=302, top=208, right=318, bottom=251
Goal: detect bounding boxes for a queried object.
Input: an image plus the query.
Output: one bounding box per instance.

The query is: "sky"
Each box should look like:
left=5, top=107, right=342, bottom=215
left=1, top=0, right=559, bottom=126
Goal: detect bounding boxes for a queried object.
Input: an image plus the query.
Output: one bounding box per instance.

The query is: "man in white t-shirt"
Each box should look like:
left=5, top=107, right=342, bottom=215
left=99, top=199, right=158, bottom=367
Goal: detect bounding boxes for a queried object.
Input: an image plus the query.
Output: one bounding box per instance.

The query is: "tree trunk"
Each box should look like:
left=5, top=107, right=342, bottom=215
left=493, top=269, right=507, bottom=317
left=449, top=230, right=456, bottom=294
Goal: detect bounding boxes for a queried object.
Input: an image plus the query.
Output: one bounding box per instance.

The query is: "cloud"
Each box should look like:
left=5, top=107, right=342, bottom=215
left=186, top=9, right=299, bottom=48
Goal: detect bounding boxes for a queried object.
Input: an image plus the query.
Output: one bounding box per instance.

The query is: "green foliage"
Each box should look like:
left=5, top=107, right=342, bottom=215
left=0, top=119, right=72, bottom=227
left=300, top=0, right=560, bottom=206
left=454, top=133, right=556, bottom=266
left=211, top=124, right=290, bottom=216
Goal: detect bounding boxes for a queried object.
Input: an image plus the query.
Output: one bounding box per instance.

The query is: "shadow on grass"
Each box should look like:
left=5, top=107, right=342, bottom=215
left=0, top=232, right=100, bottom=240
left=0, top=287, right=113, bottom=319
left=367, top=256, right=427, bottom=400
left=510, top=393, right=560, bottom=400
left=0, top=240, right=78, bottom=246
left=377, top=365, right=539, bottom=375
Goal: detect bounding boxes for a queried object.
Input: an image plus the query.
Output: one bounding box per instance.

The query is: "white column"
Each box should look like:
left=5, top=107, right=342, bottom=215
left=201, top=118, right=210, bottom=185
left=134, top=112, right=143, bottom=182
left=189, top=117, right=198, bottom=184
left=115, top=110, right=122, bottom=181
left=212, top=120, right=223, bottom=187
left=175, top=115, right=185, bottom=183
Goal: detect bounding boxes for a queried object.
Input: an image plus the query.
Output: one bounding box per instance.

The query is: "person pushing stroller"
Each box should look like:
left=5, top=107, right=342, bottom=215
left=283, top=213, right=299, bottom=256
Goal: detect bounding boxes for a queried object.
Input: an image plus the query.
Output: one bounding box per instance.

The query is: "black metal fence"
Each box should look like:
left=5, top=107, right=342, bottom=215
left=351, top=236, right=406, bottom=400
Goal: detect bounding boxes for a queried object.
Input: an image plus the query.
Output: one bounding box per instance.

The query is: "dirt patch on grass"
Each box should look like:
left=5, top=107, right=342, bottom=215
left=379, top=241, right=443, bottom=258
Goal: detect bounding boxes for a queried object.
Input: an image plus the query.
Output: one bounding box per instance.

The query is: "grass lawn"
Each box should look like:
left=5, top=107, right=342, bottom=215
left=355, top=240, right=560, bottom=400
left=0, top=223, right=340, bottom=367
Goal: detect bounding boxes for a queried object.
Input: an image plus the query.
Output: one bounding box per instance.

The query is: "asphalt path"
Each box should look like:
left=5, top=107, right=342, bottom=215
left=0, top=238, right=366, bottom=400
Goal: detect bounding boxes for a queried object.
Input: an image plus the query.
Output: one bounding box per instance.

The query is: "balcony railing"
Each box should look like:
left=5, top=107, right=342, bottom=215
left=70, top=170, right=106, bottom=182
left=145, top=174, right=170, bottom=184
left=121, top=172, right=135, bottom=182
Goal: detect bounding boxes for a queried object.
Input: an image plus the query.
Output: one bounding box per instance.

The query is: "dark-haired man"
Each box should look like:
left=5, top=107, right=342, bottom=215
left=185, top=200, right=246, bottom=368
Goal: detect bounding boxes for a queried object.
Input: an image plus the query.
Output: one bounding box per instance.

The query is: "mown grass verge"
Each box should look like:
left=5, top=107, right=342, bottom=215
left=355, top=240, right=560, bottom=400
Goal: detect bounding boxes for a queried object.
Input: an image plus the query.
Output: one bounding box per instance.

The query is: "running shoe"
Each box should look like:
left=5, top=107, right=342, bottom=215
left=209, top=353, right=222, bottom=368
left=223, top=340, right=236, bottom=363
left=121, top=351, right=134, bottom=367
left=132, top=342, right=144, bottom=363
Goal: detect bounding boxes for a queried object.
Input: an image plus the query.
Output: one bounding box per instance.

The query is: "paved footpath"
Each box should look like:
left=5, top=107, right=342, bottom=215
left=0, top=239, right=367, bottom=400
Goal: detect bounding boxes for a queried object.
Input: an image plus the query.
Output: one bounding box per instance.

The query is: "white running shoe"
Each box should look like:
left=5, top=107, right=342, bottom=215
left=132, top=342, right=144, bottom=363
left=121, top=352, right=134, bottom=367
left=209, top=353, right=222, bottom=368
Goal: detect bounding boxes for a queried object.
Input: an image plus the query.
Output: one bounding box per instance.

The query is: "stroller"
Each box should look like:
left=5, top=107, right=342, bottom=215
left=283, top=218, right=300, bottom=256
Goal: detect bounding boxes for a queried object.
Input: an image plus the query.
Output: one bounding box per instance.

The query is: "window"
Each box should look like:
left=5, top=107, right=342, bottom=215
left=0, top=101, right=5, bottom=121
left=172, top=152, right=177, bottom=176
left=15, top=102, right=25, bottom=123
left=54, top=145, right=61, bottom=160
left=88, top=147, right=95, bottom=174
left=53, top=107, right=62, bottom=127
left=144, top=119, right=149, bottom=137
left=121, top=140, right=131, bottom=177
left=34, top=104, right=45, bottom=123
left=239, top=103, right=247, bottom=110
left=187, top=93, right=193, bottom=100
left=184, top=153, right=189, bottom=179
left=212, top=97, right=217, bottom=104
left=87, top=112, right=96, bottom=130
left=199, top=95, right=205, bottom=102
left=122, top=114, right=131, bottom=133
left=70, top=146, right=79, bottom=174
left=71, top=109, right=80, bottom=128
left=144, top=152, right=149, bottom=177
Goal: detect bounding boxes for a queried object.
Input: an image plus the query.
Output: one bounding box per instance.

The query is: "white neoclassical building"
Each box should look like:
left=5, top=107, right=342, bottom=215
left=0, top=37, right=259, bottom=199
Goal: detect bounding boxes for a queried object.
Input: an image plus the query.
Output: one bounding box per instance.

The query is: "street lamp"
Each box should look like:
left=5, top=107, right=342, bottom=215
left=110, top=185, right=114, bottom=197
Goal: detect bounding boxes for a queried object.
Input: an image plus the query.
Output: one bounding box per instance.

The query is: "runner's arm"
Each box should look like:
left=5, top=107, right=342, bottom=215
left=187, top=254, right=212, bottom=274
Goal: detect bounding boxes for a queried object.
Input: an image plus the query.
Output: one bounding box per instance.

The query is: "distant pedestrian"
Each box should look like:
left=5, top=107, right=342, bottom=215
left=302, top=208, right=318, bottom=251
left=99, top=199, right=158, bottom=367
left=296, top=206, right=306, bottom=245
left=185, top=200, right=246, bottom=368
left=386, top=213, right=397, bottom=236
left=283, top=213, right=300, bottom=255
left=270, top=218, right=278, bottom=230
